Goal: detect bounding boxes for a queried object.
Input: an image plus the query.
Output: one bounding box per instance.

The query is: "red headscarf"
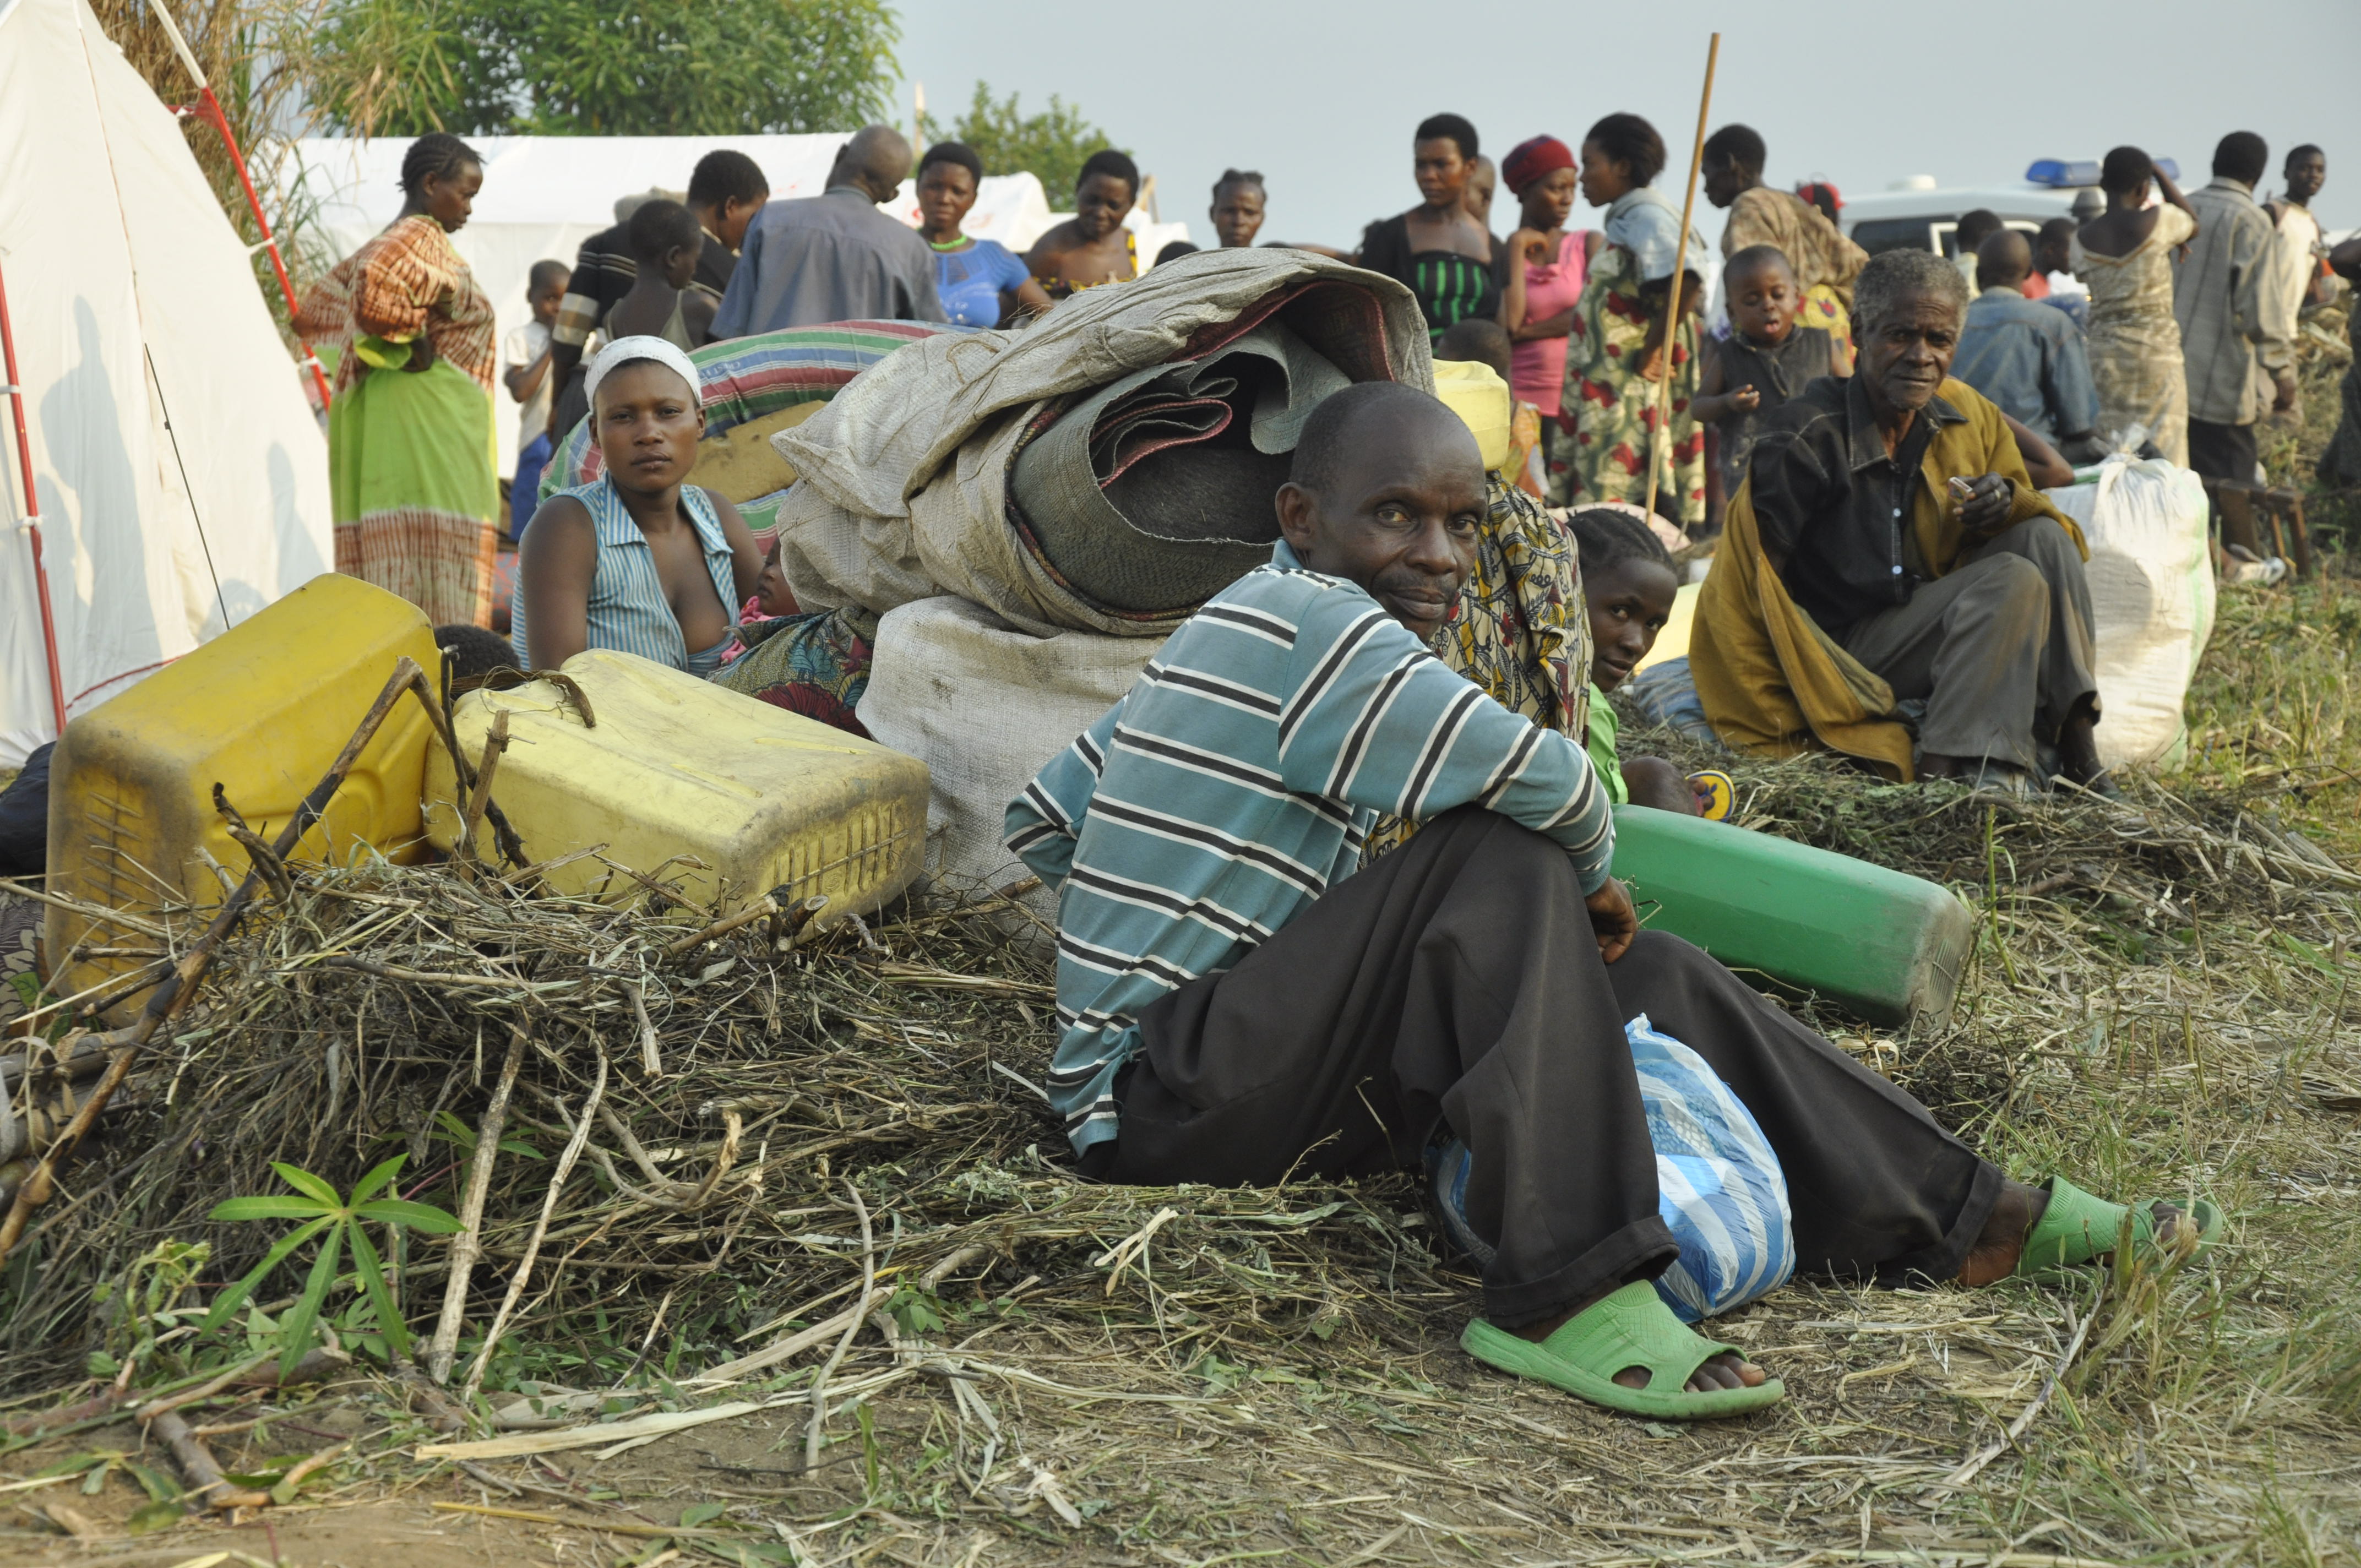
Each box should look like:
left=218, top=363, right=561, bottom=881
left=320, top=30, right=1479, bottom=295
left=1502, top=135, right=1575, bottom=196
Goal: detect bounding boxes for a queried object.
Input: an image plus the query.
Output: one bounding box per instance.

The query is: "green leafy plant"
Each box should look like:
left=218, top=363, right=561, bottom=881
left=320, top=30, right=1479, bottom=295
left=89, top=1238, right=211, bottom=1382
left=927, top=81, right=1123, bottom=199
left=203, top=1156, right=460, bottom=1375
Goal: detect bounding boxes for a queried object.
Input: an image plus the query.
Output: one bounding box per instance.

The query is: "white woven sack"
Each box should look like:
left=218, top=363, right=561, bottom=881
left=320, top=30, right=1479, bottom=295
left=2045, top=459, right=2215, bottom=769
left=856, top=597, right=1161, bottom=929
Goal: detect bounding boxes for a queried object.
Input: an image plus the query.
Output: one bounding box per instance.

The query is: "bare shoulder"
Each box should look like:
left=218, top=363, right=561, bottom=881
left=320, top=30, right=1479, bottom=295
left=519, top=493, right=596, bottom=562
left=1025, top=219, right=1087, bottom=267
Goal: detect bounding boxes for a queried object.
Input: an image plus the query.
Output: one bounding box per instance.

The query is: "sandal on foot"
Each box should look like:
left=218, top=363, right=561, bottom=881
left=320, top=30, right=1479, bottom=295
left=1462, top=1281, right=1785, bottom=1420
left=2014, top=1175, right=2223, bottom=1283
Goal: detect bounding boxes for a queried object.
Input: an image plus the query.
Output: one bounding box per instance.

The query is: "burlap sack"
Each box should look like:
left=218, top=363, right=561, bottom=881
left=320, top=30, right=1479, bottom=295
left=773, top=249, right=1432, bottom=639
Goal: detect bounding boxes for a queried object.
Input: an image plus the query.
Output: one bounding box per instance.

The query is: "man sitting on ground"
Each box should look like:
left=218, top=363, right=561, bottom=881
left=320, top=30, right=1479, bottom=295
left=1691, top=249, right=2108, bottom=794
left=1005, top=380, right=2210, bottom=1420
left=1956, top=230, right=2106, bottom=465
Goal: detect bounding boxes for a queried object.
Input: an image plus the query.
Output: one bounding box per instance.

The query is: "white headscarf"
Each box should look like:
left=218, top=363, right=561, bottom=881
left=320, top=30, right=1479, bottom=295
left=585, top=335, right=703, bottom=406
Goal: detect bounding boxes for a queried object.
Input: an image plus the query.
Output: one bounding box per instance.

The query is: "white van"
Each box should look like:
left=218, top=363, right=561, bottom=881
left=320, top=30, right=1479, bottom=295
left=1838, top=159, right=2183, bottom=258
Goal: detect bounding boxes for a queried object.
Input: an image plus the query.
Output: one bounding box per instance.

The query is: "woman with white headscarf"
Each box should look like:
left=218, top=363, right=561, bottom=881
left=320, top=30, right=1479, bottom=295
left=511, top=336, right=763, bottom=675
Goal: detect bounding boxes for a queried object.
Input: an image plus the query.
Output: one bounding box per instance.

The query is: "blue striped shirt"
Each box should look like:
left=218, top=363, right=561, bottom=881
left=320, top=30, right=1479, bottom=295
left=1004, top=540, right=1616, bottom=1155
left=511, top=476, right=738, bottom=676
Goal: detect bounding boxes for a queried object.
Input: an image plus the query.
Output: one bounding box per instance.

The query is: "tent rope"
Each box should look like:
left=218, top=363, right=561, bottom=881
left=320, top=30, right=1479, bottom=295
left=145, top=345, right=231, bottom=634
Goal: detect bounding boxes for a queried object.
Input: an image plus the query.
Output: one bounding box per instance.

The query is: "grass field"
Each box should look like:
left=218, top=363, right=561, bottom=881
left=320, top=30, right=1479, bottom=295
left=2, top=320, right=2357, bottom=1567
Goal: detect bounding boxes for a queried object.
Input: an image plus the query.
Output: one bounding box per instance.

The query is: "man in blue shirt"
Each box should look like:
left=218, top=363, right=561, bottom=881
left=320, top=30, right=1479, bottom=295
left=710, top=126, right=944, bottom=338
left=1956, top=230, right=2103, bottom=462
left=1007, top=382, right=2205, bottom=1420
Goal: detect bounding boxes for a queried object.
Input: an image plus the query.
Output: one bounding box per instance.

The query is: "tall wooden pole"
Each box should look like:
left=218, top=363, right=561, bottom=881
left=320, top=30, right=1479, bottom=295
left=1642, top=32, right=1721, bottom=525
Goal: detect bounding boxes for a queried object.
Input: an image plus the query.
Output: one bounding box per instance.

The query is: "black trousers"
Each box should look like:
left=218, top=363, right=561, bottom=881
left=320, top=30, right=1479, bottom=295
left=2186, top=418, right=2260, bottom=484
left=1089, top=808, right=2002, bottom=1327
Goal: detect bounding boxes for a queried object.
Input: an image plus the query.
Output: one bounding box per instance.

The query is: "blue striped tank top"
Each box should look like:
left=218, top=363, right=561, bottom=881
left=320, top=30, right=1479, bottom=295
left=510, top=476, right=738, bottom=677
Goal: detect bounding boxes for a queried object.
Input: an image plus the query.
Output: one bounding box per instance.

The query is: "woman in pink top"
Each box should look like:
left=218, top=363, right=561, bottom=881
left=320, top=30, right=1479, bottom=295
left=1498, top=136, right=1597, bottom=496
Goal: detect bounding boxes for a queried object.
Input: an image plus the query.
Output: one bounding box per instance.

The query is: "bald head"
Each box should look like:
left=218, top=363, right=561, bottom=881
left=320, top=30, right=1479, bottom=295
left=1278, top=382, right=1486, bottom=640
left=1976, top=228, right=2032, bottom=292
left=834, top=124, right=913, bottom=202
left=1289, top=382, right=1479, bottom=498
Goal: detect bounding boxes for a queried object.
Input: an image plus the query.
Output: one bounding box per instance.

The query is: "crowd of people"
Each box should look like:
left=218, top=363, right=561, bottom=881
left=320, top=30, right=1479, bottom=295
left=277, top=106, right=2339, bottom=1422
left=289, top=116, right=2349, bottom=640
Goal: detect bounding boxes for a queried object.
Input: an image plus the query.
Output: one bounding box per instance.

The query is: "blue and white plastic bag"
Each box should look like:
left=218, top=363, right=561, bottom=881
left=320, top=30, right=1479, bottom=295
left=1427, top=1012, right=1797, bottom=1322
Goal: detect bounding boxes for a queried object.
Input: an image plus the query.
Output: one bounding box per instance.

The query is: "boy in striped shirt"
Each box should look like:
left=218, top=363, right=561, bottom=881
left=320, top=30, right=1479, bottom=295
left=1006, top=382, right=2206, bottom=1419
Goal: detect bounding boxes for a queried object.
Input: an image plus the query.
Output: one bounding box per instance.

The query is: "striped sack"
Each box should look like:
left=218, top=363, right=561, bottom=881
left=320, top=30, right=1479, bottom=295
left=1427, top=1012, right=1795, bottom=1322
left=542, top=320, right=969, bottom=503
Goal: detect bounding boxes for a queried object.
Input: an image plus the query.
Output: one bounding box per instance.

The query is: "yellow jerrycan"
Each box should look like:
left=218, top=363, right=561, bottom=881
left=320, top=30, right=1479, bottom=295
left=45, top=575, right=440, bottom=1014
left=423, top=649, right=929, bottom=921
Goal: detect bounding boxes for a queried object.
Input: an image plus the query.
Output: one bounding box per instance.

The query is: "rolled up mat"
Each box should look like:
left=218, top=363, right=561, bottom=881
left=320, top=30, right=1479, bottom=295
left=1011, top=320, right=1352, bottom=614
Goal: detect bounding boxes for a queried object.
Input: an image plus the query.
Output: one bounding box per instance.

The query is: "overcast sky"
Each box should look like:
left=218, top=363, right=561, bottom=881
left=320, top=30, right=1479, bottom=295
left=890, top=0, right=2360, bottom=249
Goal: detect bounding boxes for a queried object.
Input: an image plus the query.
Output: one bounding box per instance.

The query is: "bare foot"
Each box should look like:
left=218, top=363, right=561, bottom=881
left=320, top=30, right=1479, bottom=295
left=1957, top=1178, right=2186, bottom=1285
left=2057, top=698, right=2110, bottom=790
left=1509, top=1287, right=1769, bottom=1393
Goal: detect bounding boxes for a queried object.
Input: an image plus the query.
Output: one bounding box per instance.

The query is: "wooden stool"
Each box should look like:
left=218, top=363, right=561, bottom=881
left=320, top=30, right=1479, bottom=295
left=2198, top=476, right=2313, bottom=576
left=2264, top=486, right=2314, bottom=578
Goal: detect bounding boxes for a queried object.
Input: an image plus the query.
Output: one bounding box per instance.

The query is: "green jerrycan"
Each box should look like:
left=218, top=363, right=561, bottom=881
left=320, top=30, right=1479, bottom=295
left=1608, top=805, right=1974, bottom=1027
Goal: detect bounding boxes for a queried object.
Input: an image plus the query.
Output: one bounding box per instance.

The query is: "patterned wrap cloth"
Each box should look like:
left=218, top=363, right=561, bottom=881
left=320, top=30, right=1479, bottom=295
left=1365, top=477, right=1591, bottom=858
left=293, top=214, right=501, bottom=626
left=1557, top=242, right=1706, bottom=527
left=2071, top=204, right=2197, bottom=466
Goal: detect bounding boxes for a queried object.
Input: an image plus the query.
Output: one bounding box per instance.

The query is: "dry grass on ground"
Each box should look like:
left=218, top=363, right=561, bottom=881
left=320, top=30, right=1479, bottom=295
left=3, top=327, right=2359, bottom=1568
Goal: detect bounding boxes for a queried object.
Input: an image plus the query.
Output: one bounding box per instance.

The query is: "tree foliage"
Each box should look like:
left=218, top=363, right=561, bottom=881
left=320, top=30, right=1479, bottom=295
left=309, top=0, right=902, bottom=138
left=927, top=81, right=1123, bottom=199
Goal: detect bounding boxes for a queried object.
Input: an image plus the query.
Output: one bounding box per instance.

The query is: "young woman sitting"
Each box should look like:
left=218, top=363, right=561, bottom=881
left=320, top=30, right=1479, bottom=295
left=511, top=337, right=763, bottom=677
left=1567, top=505, right=1705, bottom=815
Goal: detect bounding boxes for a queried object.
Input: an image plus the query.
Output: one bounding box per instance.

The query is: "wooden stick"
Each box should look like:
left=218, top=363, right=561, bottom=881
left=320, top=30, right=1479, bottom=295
left=462, top=1043, right=608, bottom=1401
left=151, top=1408, right=270, bottom=1511
left=456, top=708, right=512, bottom=864
left=1641, top=31, right=1721, bottom=524
left=803, top=1180, right=877, bottom=1472
left=0, top=657, right=429, bottom=1264
left=427, top=1023, right=530, bottom=1384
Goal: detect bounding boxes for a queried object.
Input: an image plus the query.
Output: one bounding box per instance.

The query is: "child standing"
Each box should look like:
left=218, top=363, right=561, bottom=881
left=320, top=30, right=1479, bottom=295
left=1692, top=245, right=1846, bottom=511
left=503, top=260, right=569, bottom=537
left=605, top=200, right=714, bottom=350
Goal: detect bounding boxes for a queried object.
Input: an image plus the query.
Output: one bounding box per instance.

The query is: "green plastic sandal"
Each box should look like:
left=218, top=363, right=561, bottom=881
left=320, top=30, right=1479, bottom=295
left=2014, top=1175, right=2223, bottom=1283
left=1462, top=1281, right=1786, bottom=1420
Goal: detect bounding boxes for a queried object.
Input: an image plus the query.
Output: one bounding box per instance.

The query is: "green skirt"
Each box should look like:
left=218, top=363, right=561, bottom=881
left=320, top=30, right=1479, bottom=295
left=330, top=351, right=499, bottom=627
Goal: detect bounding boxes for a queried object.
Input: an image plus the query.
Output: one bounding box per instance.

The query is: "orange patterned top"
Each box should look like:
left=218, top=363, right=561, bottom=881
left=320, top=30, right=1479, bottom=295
left=293, top=215, right=496, bottom=396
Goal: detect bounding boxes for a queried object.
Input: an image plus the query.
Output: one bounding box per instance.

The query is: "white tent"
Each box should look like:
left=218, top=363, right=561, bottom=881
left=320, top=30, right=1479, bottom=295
left=293, top=135, right=1192, bottom=480
left=0, top=0, right=334, bottom=767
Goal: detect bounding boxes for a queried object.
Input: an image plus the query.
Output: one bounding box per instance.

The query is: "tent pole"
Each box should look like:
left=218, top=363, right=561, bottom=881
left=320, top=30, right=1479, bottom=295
left=148, top=2, right=333, bottom=413
left=0, top=257, right=70, bottom=739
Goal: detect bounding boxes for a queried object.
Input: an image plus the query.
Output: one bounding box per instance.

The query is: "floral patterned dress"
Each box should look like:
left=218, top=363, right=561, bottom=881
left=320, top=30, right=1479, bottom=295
left=1557, top=242, right=1706, bottom=529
